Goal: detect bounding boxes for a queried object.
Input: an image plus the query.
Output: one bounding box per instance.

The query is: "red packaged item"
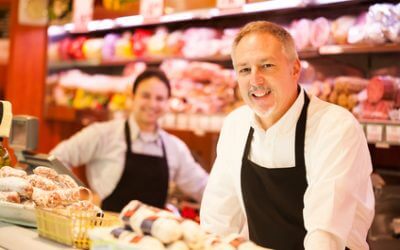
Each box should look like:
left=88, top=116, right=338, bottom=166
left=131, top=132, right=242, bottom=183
left=58, top=38, right=73, bottom=61
left=69, top=36, right=87, bottom=60
left=132, top=29, right=153, bottom=57
left=367, top=76, right=397, bottom=104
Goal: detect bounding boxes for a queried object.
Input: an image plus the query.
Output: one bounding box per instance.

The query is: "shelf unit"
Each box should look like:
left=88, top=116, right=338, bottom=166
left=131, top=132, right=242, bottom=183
left=45, top=0, right=400, bottom=144
left=47, top=43, right=400, bottom=71
left=44, top=105, right=400, bottom=146
left=360, top=119, right=400, bottom=148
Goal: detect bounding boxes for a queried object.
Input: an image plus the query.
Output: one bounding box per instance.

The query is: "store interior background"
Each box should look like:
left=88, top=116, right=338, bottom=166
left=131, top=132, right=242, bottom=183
left=0, top=0, right=399, bottom=185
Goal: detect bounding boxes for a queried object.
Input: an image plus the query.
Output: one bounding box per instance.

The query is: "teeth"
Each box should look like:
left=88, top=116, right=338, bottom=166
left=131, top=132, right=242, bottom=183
left=253, top=90, right=266, bottom=97
left=250, top=86, right=271, bottom=97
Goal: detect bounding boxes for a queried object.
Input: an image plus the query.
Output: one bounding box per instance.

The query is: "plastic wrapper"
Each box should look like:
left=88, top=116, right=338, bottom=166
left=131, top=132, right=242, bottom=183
left=0, top=166, right=28, bottom=179
left=0, top=191, right=20, bottom=203
left=120, top=200, right=182, bottom=244
left=331, top=15, right=356, bottom=45
left=57, top=174, right=79, bottom=189
left=167, top=240, right=189, bottom=250
left=290, top=19, right=312, bottom=50
left=33, top=166, right=58, bottom=181
left=102, top=33, right=120, bottom=60
left=27, top=174, right=58, bottom=191
left=115, top=32, right=134, bottom=59
left=310, top=17, right=332, bottom=48
left=82, top=38, right=104, bottom=61
left=0, top=176, right=33, bottom=198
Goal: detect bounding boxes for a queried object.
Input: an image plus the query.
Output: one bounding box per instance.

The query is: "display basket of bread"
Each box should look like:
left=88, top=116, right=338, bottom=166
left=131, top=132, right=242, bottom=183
left=0, top=165, right=121, bottom=249
left=36, top=206, right=121, bottom=249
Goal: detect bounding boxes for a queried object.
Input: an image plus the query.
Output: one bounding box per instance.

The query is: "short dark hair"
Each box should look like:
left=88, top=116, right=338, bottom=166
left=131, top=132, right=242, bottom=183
left=132, top=68, right=171, bottom=97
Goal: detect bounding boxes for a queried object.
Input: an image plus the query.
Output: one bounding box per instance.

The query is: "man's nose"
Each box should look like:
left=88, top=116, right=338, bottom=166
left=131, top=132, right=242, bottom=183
left=250, top=68, right=264, bottom=85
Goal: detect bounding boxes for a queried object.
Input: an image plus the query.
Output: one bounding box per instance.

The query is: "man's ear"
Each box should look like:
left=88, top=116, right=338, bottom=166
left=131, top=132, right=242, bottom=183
left=292, top=58, right=301, bottom=80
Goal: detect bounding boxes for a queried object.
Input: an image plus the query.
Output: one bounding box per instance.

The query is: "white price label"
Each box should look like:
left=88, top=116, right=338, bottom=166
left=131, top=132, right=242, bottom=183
left=161, top=113, right=175, bottom=129
left=217, top=0, right=246, bottom=9
left=176, top=114, right=188, bottom=130
left=366, top=124, right=383, bottom=142
left=198, top=115, right=210, bottom=131
left=209, top=115, right=224, bottom=132
left=188, top=114, right=199, bottom=131
left=140, top=0, right=164, bottom=19
left=386, top=125, right=400, bottom=143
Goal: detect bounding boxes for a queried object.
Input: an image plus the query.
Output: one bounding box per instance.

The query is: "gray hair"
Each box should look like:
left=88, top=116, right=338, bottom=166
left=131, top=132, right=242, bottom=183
left=232, top=21, right=298, bottom=61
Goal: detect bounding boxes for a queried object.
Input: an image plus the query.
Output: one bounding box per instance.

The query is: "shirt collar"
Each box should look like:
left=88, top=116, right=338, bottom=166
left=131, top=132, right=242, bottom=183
left=251, top=86, right=305, bottom=135
left=128, top=114, right=162, bottom=143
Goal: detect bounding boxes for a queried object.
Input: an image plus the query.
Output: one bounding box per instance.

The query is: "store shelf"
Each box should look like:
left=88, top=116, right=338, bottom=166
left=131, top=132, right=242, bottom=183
left=44, top=105, right=225, bottom=134
left=47, top=0, right=307, bottom=36
left=47, top=55, right=233, bottom=70
left=44, top=105, right=400, bottom=144
left=359, top=119, right=400, bottom=147
left=319, top=43, right=400, bottom=55
left=47, top=0, right=387, bottom=36
left=44, top=105, right=110, bottom=124
left=47, top=43, right=400, bottom=70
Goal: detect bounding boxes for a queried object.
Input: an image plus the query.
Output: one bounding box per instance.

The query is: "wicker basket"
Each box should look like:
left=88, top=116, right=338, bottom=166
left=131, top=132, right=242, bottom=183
left=35, top=207, right=121, bottom=249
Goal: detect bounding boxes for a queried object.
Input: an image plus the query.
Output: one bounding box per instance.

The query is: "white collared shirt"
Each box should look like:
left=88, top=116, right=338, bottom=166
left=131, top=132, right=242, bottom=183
left=200, top=89, right=375, bottom=249
left=50, top=115, right=209, bottom=202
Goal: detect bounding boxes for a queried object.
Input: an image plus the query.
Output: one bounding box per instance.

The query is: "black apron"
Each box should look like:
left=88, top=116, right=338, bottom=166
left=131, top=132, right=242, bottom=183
left=102, top=121, right=169, bottom=212
left=241, top=93, right=310, bottom=250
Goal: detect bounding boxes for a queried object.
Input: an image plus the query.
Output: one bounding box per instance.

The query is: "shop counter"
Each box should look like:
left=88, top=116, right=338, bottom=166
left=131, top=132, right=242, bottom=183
left=0, top=221, right=73, bottom=250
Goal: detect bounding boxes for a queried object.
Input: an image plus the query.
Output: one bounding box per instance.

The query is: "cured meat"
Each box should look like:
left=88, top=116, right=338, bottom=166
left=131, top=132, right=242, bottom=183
left=0, top=191, right=20, bottom=203
left=66, top=200, right=101, bottom=212
left=290, top=19, right=312, bottom=50
left=0, top=177, right=33, bottom=198
left=181, top=219, right=205, bottom=249
left=331, top=16, right=356, bottom=45
left=33, top=166, right=58, bottom=181
left=120, top=200, right=182, bottom=244
left=32, top=187, right=91, bottom=207
left=167, top=241, right=189, bottom=250
left=27, top=174, right=58, bottom=191
left=310, top=17, right=332, bottom=48
left=57, top=174, right=79, bottom=189
left=334, top=76, right=369, bottom=94
left=0, top=166, right=27, bottom=179
left=367, top=76, right=397, bottom=104
left=361, top=100, right=393, bottom=120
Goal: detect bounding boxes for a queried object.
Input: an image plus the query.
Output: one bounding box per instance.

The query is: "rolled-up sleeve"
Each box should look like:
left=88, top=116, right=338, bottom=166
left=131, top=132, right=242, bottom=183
left=304, top=113, right=374, bottom=249
left=50, top=123, right=103, bottom=168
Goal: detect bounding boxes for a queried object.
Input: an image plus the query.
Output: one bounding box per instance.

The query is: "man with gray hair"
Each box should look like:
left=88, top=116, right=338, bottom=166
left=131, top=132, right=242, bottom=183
left=200, top=21, right=374, bottom=249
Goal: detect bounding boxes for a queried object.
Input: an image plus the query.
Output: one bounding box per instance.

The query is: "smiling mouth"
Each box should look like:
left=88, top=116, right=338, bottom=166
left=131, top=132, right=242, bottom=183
left=249, top=86, right=272, bottom=98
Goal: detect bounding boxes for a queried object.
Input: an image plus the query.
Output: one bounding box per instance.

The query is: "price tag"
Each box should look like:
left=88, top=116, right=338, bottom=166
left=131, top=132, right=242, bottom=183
left=160, top=113, right=175, bottom=129
left=366, top=124, right=383, bottom=142
left=386, top=125, right=400, bottom=144
left=176, top=114, right=188, bottom=130
left=188, top=114, right=199, bottom=131
left=140, top=0, right=164, bottom=19
left=209, top=115, right=224, bottom=132
left=217, top=0, right=246, bottom=9
left=198, top=115, right=210, bottom=131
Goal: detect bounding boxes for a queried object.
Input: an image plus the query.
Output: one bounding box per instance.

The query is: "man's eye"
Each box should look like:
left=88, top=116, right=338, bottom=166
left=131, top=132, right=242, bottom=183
left=239, top=68, right=250, bottom=74
left=262, top=64, right=274, bottom=69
